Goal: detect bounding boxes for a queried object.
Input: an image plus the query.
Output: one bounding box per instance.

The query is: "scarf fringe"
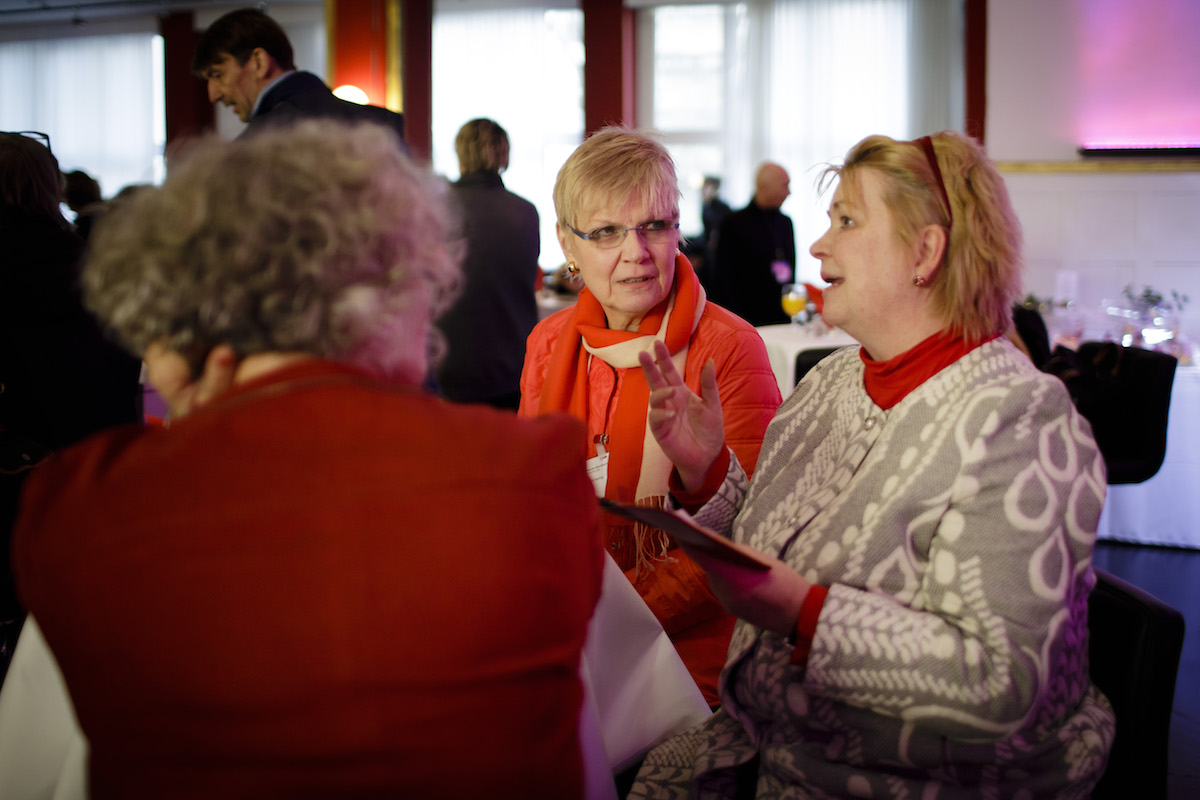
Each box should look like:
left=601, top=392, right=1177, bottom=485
left=632, top=495, right=675, bottom=579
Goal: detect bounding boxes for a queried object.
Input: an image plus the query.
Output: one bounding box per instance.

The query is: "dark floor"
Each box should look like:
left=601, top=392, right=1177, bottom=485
left=1093, top=540, right=1200, bottom=800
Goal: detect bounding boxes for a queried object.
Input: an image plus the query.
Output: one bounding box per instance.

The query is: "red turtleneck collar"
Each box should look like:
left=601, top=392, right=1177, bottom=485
left=860, top=330, right=999, bottom=410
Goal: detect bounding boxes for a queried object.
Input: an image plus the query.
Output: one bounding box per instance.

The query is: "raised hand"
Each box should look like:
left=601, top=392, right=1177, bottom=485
left=638, top=339, right=726, bottom=491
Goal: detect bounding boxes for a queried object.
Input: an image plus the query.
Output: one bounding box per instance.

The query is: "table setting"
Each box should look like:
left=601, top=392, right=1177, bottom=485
left=754, top=282, right=858, bottom=393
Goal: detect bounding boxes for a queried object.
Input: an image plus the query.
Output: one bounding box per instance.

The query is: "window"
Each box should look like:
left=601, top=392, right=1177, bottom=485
left=432, top=2, right=585, bottom=271
left=0, top=26, right=165, bottom=199
left=640, top=0, right=963, bottom=284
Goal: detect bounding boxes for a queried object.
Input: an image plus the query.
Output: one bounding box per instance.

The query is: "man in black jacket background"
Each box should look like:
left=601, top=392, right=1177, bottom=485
left=193, top=8, right=406, bottom=146
left=710, top=162, right=795, bottom=326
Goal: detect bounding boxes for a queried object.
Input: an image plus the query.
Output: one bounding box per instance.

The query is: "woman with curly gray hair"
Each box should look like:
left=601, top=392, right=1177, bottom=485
left=85, top=119, right=456, bottom=410
left=12, top=119, right=605, bottom=797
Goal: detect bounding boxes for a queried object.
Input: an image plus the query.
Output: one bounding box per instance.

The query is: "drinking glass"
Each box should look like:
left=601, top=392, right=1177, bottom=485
left=781, top=283, right=808, bottom=325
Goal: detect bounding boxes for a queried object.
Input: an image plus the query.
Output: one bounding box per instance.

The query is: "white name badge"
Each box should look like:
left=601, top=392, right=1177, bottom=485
left=586, top=450, right=610, bottom=498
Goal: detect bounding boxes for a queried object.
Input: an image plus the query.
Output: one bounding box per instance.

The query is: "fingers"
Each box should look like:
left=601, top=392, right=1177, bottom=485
left=646, top=406, right=677, bottom=426
left=193, top=345, right=238, bottom=410
left=643, top=359, right=678, bottom=421
left=637, top=348, right=669, bottom=391
left=640, top=340, right=682, bottom=383
left=646, top=386, right=677, bottom=409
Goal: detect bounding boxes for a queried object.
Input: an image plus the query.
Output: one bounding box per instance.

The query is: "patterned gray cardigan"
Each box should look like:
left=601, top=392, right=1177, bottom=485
left=634, top=338, right=1116, bottom=800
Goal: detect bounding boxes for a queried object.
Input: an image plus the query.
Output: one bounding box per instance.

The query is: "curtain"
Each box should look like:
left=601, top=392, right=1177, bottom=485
left=0, top=32, right=164, bottom=200
left=646, top=0, right=963, bottom=285
left=432, top=5, right=586, bottom=271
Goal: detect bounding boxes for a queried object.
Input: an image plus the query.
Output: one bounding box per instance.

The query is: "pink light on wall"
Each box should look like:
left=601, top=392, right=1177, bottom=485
left=1074, top=0, right=1200, bottom=148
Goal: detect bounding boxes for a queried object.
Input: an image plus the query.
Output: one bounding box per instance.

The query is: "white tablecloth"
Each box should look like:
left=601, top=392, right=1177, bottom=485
left=1097, top=365, right=1200, bottom=549
left=579, top=555, right=711, bottom=776
left=754, top=323, right=859, bottom=394
left=0, top=619, right=87, bottom=800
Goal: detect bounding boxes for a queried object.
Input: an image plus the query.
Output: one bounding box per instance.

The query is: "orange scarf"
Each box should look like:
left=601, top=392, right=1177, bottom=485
left=537, top=253, right=705, bottom=505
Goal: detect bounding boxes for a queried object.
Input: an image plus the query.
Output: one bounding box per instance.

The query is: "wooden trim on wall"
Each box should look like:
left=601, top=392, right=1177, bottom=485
left=998, top=160, right=1200, bottom=174
left=385, top=0, right=401, bottom=113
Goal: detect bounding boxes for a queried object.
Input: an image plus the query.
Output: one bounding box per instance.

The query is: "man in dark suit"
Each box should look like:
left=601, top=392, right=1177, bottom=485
left=192, top=8, right=405, bottom=145
left=711, top=162, right=795, bottom=326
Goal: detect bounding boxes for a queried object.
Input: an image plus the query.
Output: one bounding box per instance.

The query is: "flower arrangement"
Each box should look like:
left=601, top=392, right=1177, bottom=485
left=1021, top=292, right=1070, bottom=313
left=1111, top=284, right=1193, bottom=362
left=1121, top=284, right=1189, bottom=316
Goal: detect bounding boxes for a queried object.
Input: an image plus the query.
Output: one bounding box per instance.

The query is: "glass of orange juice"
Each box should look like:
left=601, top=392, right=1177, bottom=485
left=781, top=283, right=808, bottom=325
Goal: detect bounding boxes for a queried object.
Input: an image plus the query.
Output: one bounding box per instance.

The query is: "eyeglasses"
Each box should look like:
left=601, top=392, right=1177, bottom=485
left=11, top=131, right=52, bottom=153
left=567, top=220, right=680, bottom=249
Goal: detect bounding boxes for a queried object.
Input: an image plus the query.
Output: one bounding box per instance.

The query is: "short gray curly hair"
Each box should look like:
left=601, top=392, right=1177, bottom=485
left=84, top=119, right=461, bottom=383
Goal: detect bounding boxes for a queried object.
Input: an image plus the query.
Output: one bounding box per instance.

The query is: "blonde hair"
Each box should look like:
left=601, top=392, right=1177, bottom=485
left=454, top=118, right=510, bottom=174
left=85, top=119, right=461, bottom=383
left=825, top=130, right=1022, bottom=340
left=553, top=126, right=679, bottom=229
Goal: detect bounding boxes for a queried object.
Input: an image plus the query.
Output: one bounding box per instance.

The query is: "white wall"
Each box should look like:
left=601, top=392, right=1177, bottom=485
left=1003, top=167, right=1200, bottom=340
left=987, top=0, right=1081, bottom=162
left=988, top=0, right=1200, bottom=354
left=988, top=0, right=1200, bottom=160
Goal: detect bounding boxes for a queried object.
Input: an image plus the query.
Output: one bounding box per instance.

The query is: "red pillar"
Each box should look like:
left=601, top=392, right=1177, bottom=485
left=161, top=12, right=215, bottom=151
left=581, top=0, right=637, bottom=135
left=326, top=0, right=397, bottom=110
left=326, top=0, right=428, bottom=160
left=964, top=0, right=987, bottom=144
left=398, top=0, right=433, bottom=163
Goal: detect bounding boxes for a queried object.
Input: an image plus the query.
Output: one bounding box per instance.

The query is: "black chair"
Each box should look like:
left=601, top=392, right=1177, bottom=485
left=1045, top=342, right=1178, bottom=484
left=793, top=347, right=841, bottom=386
left=1012, top=304, right=1052, bottom=368
left=1087, top=567, right=1185, bottom=799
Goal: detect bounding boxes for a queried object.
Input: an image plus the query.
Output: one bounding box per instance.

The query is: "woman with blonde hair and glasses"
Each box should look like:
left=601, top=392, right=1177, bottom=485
left=520, top=127, right=781, bottom=707
left=631, top=130, right=1114, bottom=798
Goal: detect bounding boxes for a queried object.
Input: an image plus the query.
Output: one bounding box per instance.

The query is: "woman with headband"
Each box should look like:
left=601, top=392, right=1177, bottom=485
left=630, top=131, right=1114, bottom=798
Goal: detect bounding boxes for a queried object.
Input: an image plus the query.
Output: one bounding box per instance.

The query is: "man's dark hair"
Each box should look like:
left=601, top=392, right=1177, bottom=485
left=192, top=8, right=296, bottom=73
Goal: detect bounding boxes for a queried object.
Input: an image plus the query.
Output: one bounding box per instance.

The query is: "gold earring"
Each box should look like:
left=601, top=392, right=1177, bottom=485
left=566, top=261, right=580, bottom=275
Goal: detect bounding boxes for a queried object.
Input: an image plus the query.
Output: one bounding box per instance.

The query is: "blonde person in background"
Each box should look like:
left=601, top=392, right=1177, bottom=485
left=631, top=130, right=1113, bottom=798
left=519, top=127, right=782, bottom=708
left=437, top=118, right=540, bottom=410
